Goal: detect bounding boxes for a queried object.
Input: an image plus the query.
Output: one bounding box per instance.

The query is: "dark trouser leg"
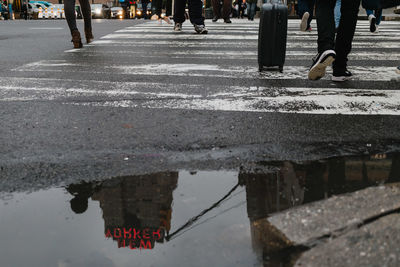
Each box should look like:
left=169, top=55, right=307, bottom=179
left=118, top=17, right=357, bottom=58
left=334, top=0, right=360, bottom=69
left=222, top=0, right=231, bottom=19
left=188, top=0, right=204, bottom=25
left=307, top=0, right=315, bottom=27
left=64, top=0, right=78, bottom=33
left=154, top=0, right=162, bottom=16
left=211, top=0, right=221, bottom=18
left=173, top=0, right=186, bottom=23
left=315, top=0, right=336, bottom=53
left=166, top=0, right=172, bottom=16
left=375, top=8, right=382, bottom=25
left=297, top=0, right=308, bottom=18
left=248, top=2, right=255, bottom=20
left=142, top=1, right=148, bottom=18
left=78, top=0, right=91, bottom=30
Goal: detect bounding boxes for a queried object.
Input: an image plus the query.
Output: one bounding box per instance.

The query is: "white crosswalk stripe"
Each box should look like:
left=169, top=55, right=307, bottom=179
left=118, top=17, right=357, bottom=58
left=6, top=19, right=400, bottom=115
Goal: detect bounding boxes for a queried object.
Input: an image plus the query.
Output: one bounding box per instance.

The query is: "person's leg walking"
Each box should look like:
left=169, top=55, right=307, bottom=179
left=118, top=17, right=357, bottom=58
left=334, top=0, right=360, bottom=70
left=211, top=0, right=221, bottom=21
left=375, top=8, right=382, bottom=25
left=78, top=0, right=93, bottom=43
left=188, top=0, right=208, bottom=33
left=166, top=0, right=172, bottom=16
left=308, top=0, right=336, bottom=80
left=173, top=0, right=186, bottom=23
left=306, top=0, right=315, bottom=29
left=222, top=0, right=232, bottom=22
left=64, top=0, right=83, bottom=48
left=64, top=0, right=78, bottom=33
left=366, top=8, right=376, bottom=32
left=251, top=2, right=256, bottom=20
left=188, top=0, right=204, bottom=25
left=316, top=0, right=335, bottom=53
left=298, top=0, right=309, bottom=31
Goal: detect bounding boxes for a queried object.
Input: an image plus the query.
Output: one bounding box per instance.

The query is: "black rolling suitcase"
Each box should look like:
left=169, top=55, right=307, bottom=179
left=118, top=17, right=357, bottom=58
left=258, top=0, right=288, bottom=72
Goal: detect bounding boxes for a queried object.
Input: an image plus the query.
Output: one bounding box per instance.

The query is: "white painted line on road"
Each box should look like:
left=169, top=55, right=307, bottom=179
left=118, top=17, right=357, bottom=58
left=100, top=33, right=400, bottom=41
left=101, top=33, right=259, bottom=40
left=90, top=39, right=399, bottom=49
left=67, top=49, right=400, bottom=60
left=63, top=86, right=400, bottom=116
left=15, top=60, right=400, bottom=81
left=2, top=76, right=400, bottom=115
left=29, top=27, right=64, bottom=30
left=109, top=27, right=400, bottom=36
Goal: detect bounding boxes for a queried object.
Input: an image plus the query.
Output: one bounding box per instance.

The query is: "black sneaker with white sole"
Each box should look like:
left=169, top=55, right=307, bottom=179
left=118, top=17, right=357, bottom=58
left=308, top=50, right=336, bottom=80
left=396, top=66, right=400, bottom=74
left=369, top=14, right=376, bottom=33
left=174, top=22, right=182, bottom=32
left=194, top=24, right=208, bottom=34
left=332, top=68, right=353, bottom=82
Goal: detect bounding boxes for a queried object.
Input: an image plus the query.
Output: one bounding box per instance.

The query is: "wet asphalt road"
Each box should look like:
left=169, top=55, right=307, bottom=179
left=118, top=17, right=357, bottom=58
left=1, top=18, right=400, bottom=192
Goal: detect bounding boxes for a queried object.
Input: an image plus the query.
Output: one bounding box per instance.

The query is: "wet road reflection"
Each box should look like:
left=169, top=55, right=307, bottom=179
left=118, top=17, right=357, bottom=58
left=1, top=153, right=399, bottom=266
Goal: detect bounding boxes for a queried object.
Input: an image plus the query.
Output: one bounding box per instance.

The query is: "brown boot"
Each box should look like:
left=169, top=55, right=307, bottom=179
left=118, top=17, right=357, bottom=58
left=85, top=28, right=94, bottom=44
left=71, top=30, right=83, bottom=49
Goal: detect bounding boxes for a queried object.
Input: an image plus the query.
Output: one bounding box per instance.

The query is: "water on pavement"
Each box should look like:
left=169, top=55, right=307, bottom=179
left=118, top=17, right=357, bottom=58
left=0, top=153, right=399, bottom=267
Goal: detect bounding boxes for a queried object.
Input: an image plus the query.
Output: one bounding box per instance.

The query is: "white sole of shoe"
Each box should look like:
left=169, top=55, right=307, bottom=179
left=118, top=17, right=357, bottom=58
left=300, top=12, right=309, bottom=32
left=396, top=68, right=400, bottom=74
left=308, top=50, right=336, bottom=80
left=331, top=75, right=352, bottom=82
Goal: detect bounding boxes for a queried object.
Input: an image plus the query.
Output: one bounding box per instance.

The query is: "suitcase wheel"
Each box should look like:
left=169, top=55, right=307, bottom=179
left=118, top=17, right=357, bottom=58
left=279, top=66, right=283, bottom=73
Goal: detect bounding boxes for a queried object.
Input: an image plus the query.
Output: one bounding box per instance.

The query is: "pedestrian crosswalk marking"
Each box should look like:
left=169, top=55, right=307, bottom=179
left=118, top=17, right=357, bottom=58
left=63, top=49, right=400, bottom=60
left=7, top=19, right=400, bottom=116
left=2, top=77, right=400, bottom=115
left=15, top=60, right=400, bottom=82
left=89, top=39, right=399, bottom=49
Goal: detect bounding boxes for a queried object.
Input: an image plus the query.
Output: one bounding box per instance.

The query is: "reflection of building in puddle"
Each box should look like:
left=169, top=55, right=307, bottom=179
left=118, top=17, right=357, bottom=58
left=66, top=172, right=178, bottom=249
left=240, top=154, right=400, bottom=265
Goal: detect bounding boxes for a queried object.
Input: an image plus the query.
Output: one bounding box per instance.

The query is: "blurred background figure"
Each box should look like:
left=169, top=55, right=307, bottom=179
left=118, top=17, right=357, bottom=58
left=151, top=0, right=172, bottom=23
left=366, top=7, right=382, bottom=33
left=212, top=0, right=232, bottom=23
left=246, top=0, right=256, bottom=20
left=237, top=0, right=246, bottom=18
left=297, top=0, right=315, bottom=31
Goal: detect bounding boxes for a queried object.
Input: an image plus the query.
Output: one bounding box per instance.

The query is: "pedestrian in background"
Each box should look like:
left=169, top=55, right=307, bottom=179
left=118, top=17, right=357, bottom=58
left=366, top=7, right=382, bottom=33
left=151, top=0, right=172, bottom=23
left=173, top=0, right=208, bottom=33
left=21, top=3, right=28, bottom=20
left=212, top=0, right=232, bottom=23
left=142, top=0, right=149, bottom=19
left=237, top=0, right=246, bottom=18
left=297, top=0, right=315, bottom=31
left=64, top=0, right=93, bottom=48
left=246, top=0, right=256, bottom=21
left=308, top=0, right=360, bottom=82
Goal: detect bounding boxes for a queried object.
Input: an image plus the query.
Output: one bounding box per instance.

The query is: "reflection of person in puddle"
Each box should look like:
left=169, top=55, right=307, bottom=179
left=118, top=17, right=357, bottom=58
left=66, top=182, right=98, bottom=214
left=65, top=173, right=178, bottom=249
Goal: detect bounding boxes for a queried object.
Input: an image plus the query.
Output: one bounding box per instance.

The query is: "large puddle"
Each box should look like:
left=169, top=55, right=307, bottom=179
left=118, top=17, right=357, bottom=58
left=1, top=153, right=399, bottom=267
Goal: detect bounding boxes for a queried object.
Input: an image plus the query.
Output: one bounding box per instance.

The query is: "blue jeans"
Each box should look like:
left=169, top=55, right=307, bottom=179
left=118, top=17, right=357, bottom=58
left=297, top=0, right=316, bottom=28
left=334, top=0, right=341, bottom=28
left=247, top=2, right=256, bottom=20
left=366, top=8, right=382, bottom=25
